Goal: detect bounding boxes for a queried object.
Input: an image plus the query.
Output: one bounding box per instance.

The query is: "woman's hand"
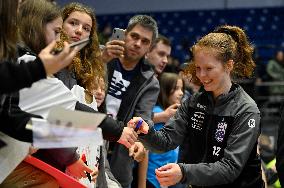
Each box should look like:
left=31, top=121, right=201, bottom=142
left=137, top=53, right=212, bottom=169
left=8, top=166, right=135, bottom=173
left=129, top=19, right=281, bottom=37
left=155, top=163, right=183, bottom=187
left=39, top=41, right=79, bottom=76
left=127, top=117, right=149, bottom=134
left=129, top=142, right=147, bottom=162
left=117, top=127, right=138, bottom=148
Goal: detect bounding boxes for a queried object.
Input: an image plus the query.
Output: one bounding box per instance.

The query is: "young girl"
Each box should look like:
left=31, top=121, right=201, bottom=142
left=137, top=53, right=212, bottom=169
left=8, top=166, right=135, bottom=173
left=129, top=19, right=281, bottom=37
left=56, top=2, right=104, bottom=91
left=132, top=25, right=264, bottom=187
left=58, top=3, right=130, bottom=188
left=147, top=72, right=184, bottom=188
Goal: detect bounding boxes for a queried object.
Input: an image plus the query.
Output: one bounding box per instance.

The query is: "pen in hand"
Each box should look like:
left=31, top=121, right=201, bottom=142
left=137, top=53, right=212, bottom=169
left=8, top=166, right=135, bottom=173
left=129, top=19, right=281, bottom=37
left=134, top=119, right=143, bottom=132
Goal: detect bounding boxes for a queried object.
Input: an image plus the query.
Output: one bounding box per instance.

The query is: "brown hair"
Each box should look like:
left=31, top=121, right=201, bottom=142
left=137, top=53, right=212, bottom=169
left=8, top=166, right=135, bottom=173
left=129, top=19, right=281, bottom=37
left=188, top=25, right=255, bottom=85
left=62, top=2, right=104, bottom=89
left=0, top=0, right=19, bottom=60
left=158, top=72, right=183, bottom=109
left=149, top=34, right=171, bottom=52
left=19, top=0, right=61, bottom=54
left=126, top=15, right=158, bottom=43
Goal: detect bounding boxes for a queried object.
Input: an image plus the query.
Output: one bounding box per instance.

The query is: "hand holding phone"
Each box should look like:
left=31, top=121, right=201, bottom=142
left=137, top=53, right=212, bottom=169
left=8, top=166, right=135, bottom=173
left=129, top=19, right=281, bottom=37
left=110, top=28, right=125, bottom=41
left=51, top=38, right=90, bottom=55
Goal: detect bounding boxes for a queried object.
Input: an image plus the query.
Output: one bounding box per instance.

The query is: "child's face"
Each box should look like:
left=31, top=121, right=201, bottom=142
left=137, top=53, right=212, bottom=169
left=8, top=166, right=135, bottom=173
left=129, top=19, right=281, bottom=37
left=169, top=78, right=183, bottom=105
left=94, top=84, right=105, bottom=107
left=88, top=78, right=105, bottom=107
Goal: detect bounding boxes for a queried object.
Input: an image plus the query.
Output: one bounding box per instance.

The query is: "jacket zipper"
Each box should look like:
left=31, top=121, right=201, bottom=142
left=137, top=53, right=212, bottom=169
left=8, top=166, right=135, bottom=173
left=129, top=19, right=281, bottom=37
left=201, top=114, right=212, bottom=163
left=200, top=105, right=213, bottom=188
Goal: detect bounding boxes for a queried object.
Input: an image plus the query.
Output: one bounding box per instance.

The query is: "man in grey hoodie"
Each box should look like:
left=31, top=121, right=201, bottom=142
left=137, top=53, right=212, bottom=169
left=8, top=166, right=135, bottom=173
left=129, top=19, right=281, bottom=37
left=102, top=15, right=160, bottom=188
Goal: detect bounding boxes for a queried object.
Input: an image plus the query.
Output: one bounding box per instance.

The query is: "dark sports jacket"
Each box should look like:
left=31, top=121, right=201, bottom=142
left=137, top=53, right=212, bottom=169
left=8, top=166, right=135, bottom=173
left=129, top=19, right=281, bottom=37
left=141, top=84, right=264, bottom=188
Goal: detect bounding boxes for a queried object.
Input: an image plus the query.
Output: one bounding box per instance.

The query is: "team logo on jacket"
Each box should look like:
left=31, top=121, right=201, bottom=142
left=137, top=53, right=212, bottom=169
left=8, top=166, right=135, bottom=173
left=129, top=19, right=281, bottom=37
left=191, top=111, right=205, bottom=131
left=215, top=120, right=227, bottom=142
left=248, top=119, right=255, bottom=128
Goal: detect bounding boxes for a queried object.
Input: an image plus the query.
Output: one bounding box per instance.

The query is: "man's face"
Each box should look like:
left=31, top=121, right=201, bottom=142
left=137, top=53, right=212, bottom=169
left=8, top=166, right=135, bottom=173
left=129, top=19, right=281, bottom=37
left=124, top=24, right=153, bottom=62
left=146, top=41, right=171, bottom=74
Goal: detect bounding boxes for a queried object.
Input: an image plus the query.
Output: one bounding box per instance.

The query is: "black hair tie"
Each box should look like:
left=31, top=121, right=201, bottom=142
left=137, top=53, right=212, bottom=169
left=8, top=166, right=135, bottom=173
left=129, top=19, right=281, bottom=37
left=213, top=28, right=238, bottom=43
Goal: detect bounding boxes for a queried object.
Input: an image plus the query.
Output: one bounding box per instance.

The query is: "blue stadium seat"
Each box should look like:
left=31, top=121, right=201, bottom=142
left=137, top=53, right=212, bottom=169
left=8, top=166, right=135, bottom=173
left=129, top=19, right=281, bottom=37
left=97, top=7, right=284, bottom=63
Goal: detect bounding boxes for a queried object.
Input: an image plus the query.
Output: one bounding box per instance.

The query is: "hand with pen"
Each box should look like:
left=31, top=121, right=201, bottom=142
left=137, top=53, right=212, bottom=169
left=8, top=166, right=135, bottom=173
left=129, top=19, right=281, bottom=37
left=127, top=117, right=149, bottom=162
left=127, top=117, right=149, bottom=134
left=118, top=118, right=149, bottom=148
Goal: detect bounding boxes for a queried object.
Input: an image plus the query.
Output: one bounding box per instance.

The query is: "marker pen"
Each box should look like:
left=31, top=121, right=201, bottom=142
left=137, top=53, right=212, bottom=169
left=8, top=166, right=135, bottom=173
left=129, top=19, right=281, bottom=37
left=134, top=119, right=143, bottom=132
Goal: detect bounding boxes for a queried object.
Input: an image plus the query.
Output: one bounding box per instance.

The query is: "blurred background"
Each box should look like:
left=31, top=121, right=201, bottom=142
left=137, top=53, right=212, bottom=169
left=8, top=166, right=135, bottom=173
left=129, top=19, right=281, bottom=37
left=55, top=0, right=284, bottom=63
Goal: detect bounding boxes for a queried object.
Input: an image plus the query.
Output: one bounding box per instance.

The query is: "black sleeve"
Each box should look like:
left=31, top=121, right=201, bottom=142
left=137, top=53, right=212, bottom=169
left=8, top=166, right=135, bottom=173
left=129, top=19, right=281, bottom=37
left=75, top=102, right=124, bottom=142
left=276, top=103, right=284, bottom=186
left=0, top=59, right=46, bottom=94
left=0, top=103, right=40, bottom=142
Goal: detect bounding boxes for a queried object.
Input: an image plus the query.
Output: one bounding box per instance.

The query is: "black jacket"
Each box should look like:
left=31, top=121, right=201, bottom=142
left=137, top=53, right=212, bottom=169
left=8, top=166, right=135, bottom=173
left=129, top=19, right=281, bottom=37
left=141, top=84, right=264, bottom=188
left=106, top=58, right=160, bottom=187
left=0, top=50, right=46, bottom=142
left=0, top=55, right=46, bottom=94
left=0, top=92, right=41, bottom=142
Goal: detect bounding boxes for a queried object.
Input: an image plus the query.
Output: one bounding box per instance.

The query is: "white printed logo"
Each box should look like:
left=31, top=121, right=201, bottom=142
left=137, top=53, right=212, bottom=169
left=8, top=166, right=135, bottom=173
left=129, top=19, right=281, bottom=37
left=197, top=103, right=206, bottom=110
left=191, top=111, right=205, bottom=131
left=248, top=119, right=256, bottom=128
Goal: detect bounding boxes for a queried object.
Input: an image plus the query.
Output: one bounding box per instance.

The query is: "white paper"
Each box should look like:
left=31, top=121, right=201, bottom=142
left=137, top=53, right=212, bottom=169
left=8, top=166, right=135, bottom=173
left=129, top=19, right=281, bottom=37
left=47, top=106, right=106, bottom=129
left=33, top=107, right=105, bottom=148
left=0, top=132, right=31, bottom=183
left=32, top=118, right=103, bottom=148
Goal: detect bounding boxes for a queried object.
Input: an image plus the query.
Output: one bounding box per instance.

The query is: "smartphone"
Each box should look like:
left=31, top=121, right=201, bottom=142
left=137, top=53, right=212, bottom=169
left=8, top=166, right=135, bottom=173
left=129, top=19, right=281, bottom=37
left=51, top=38, right=90, bottom=55
left=111, top=28, right=125, bottom=41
